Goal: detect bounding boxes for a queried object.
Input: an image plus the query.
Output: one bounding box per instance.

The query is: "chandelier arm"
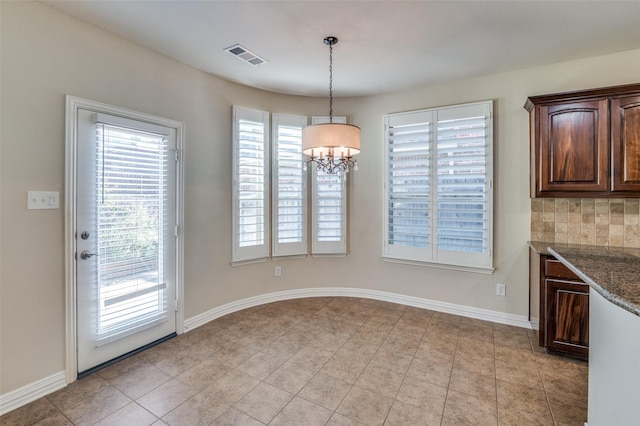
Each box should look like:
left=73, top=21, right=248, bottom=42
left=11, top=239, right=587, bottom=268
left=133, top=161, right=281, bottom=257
left=305, top=153, right=356, bottom=176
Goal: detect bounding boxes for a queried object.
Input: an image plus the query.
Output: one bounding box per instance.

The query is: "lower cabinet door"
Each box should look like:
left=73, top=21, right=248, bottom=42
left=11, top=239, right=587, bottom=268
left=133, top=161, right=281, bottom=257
left=545, top=279, right=589, bottom=357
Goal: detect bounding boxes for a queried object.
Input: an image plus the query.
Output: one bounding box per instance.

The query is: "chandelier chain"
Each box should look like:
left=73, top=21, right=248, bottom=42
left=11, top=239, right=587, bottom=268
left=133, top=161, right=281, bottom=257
left=329, top=41, right=333, bottom=123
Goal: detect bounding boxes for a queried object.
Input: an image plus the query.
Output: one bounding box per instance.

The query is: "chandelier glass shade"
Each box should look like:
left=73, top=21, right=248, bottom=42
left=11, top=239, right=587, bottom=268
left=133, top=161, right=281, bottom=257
left=303, top=36, right=361, bottom=175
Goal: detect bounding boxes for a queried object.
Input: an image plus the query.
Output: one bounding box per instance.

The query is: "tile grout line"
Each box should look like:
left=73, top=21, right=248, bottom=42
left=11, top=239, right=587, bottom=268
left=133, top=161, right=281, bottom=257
left=492, top=323, right=499, bottom=426
left=440, top=322, right=461, bottom=426
left=531, top=330, right=559, bottom=426
left=377, top=306, right=425, bottom=426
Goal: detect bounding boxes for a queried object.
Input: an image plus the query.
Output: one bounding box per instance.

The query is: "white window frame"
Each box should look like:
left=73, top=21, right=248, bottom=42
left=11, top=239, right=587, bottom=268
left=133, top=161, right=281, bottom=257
left=383, top=101, right=494, bottom=273
left=232, top=106, right=270, bottom=264
left=272, top=113, right=308, bottom=257
left=310, top=116, right=348, bottom=256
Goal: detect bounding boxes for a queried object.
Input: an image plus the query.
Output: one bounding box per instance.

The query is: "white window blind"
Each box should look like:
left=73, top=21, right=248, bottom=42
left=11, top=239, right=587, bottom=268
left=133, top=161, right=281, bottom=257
left=311, top=116, right=347, bottom=255
left=94, top=120, right=171, bottom=344
left=272, top=114, right=307, bottom=257
left=232, top=106, right=270, bottom=263
left=383, top=101, right=493, bottom=272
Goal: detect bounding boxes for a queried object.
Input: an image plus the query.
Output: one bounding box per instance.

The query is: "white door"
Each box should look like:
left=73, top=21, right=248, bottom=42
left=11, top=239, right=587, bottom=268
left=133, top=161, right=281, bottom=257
left=75, top=108, right=178, bottom=373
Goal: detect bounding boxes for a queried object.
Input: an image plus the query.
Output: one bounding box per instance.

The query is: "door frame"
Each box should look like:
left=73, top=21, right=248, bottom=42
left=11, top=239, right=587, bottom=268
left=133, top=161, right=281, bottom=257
left=64, top=95, right=185, bottom=384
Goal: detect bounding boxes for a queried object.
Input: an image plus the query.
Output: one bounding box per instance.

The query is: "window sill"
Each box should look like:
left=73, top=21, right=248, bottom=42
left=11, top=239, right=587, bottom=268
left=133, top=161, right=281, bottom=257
left=231, top=257, right=268, bottom=267
left=272, top=254, right=307, bottom=260
left=382, top=256, right=494, bottom=275
left=311, top=253, right=347, bottom=258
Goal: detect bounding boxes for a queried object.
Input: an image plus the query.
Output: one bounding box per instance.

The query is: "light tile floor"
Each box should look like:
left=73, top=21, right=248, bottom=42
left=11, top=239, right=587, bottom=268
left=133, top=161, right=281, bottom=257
left=1, top=297, right=588, bottom=425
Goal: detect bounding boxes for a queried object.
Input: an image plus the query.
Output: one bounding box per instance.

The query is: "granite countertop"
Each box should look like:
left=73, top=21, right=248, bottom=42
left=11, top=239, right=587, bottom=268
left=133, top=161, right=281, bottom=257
left=528, top=240, right=554, bottom=255
left=529, top=241, right=640, bottom=318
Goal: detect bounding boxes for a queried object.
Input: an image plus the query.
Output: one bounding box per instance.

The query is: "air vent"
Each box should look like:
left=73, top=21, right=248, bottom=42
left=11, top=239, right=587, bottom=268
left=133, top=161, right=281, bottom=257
left=224, top=44, right=268, bottom=67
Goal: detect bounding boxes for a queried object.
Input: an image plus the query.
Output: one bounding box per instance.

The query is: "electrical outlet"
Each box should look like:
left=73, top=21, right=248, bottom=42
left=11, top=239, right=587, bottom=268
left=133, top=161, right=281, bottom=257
left=496, top=283, right=506, bottom=297
left=275, top=266, right=282, bottom=277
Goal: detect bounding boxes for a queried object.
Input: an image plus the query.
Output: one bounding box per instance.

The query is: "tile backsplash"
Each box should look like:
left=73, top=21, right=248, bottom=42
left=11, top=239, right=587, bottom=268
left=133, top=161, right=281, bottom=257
left=531, top=198, right=640, bottom=248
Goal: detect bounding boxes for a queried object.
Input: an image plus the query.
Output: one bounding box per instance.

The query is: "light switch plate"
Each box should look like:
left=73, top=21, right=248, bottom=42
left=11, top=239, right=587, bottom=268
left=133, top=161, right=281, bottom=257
left=27, top=191, right=59, bottom=210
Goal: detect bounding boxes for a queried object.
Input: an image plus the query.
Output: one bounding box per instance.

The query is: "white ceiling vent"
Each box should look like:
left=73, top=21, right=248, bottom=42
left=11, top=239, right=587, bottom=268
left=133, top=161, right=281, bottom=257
left=224, top=44, right=268, bottom=67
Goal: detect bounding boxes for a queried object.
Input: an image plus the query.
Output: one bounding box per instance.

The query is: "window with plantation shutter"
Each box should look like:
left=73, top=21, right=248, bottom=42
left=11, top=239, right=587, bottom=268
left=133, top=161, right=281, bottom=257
left=231, top=109, right=351, bottom=262
left=232, top=106, right=270, bottom=264
left=383, top=101, right=493, bottom=272
left=311, top=117, right=347, bottom=255
left=272, top=114, right=307, bottom=257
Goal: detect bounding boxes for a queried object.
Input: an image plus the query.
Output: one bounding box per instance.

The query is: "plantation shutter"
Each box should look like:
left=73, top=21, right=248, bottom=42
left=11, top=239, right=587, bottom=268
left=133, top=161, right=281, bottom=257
left=272, top=114, right=308, bottom=256
left=311, top=116, right=347, bottom=255
left=384, top=111, right=432, bottom=262
left=232, top=106, right=270, bottom=263
left=435, top=103, right=492, bottom=268
left=92, top=113, right=172, bottom=344
left=383, top=101, right=493, bottom=271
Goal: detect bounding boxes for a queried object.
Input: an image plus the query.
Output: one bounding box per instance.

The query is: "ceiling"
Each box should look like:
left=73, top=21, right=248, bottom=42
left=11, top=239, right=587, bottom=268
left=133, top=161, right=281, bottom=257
left=43, top=0, right=640, bottom=97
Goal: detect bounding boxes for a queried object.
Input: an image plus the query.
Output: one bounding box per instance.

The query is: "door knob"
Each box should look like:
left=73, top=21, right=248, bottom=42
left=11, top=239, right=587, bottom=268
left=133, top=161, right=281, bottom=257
left=80, top=250, right=98, bottom=260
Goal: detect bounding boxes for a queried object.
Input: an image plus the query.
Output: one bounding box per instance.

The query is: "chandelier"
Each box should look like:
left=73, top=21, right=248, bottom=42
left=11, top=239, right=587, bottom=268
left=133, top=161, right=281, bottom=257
left=302, top=36, right=361, bottom=175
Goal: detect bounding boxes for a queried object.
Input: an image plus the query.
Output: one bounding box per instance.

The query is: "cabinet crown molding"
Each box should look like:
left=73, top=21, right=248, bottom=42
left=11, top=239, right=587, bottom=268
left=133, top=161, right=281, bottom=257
left=524, top=83, right=640, bottom=112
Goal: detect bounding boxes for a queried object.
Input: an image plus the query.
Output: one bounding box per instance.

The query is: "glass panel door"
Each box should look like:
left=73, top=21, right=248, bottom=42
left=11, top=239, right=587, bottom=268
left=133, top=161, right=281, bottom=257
left=76, top=108, right=177, bottom=373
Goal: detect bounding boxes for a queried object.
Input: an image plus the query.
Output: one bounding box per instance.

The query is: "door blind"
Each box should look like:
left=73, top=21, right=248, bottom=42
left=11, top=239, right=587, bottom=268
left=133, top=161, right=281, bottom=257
left=95, top=123, right=169, bottom=344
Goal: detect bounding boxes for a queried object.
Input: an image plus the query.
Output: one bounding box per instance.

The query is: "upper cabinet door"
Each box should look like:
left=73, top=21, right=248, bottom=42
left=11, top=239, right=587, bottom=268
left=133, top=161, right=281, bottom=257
left=611, top=95, right=640, bottom=192
left=538, top=100, right=609, bottom=194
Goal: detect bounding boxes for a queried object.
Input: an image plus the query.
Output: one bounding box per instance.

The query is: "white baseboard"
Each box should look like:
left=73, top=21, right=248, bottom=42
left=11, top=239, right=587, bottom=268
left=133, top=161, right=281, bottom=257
left=185, top=287, right=531, bottom=332
left=530, top=318, right=540, bottom=331
left=184, top=288, right=332, bottom=331
left=0, top=371, right=67, bottom=416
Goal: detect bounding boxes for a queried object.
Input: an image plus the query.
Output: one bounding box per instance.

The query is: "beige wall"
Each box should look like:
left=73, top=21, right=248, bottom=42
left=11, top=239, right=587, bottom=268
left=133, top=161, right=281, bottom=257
left=2, top=1, right=640, bottom=395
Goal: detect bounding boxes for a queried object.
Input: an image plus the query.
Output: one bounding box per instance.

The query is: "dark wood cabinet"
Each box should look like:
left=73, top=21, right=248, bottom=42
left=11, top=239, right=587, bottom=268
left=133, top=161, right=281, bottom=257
left=532, top=252, right=589, bottom=359
left=611, top=95, right=640, bottom=192
left=545, top=278, right=589, bottom=357
left=538, top=100, right=609, bottom=193
left=525, top=83, right=640, bottom=198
